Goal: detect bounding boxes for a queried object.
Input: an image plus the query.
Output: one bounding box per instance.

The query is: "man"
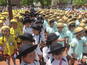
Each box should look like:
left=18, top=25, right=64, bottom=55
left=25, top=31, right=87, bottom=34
left=16, top=44, right=40, bottom=65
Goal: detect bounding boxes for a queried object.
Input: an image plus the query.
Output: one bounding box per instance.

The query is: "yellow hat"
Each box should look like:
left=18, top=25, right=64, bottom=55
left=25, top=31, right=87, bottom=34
left=0, top=20, right=3, bottom=23
left=1, top=12, right=8, bottom=15
left=1, top=26, right=10, bottom=31
left=77, top=15, right=82, bottom=19
left=10, top=19, right=17, bottom=23
left=0, top=17, right=5, bottom=20
left=19, top=16, right=23, bottom=19
left=81, top=20, right=86, bottom=23
left=67, top=19, right=72, bottom=23
left=74, top=27, right=84, bottom=33
left=79, top=23, right=85, bottom=27
left=84, top=26, right=87, bottom=30
left=68, top=21, right=75, bottom=25
left=62, top=16, right=68, bottom=21
left=57, top=23, right=64, bottom=27
left=58, top=19, right=63, bottom=22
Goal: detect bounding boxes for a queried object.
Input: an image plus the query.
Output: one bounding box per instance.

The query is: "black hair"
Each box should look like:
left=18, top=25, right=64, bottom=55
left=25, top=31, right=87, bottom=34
left=22, top=18, right=32, bottom=25
left=52, top=48, right=65, bottom=55
left=49, top=19, right=55, bottom=24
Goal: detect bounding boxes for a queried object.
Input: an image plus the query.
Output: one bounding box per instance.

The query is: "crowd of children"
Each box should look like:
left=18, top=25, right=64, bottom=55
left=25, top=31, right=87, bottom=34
left=0, top=8, right=87, bottom=65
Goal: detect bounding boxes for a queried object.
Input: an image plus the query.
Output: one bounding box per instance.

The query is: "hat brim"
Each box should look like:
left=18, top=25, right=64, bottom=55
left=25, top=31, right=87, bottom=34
left=18, top=35, right=35, bottom=42
left=74, top=30, right=83, bottom=34
left=46, top=36, right=59, bottom=42
left=48, top=47, right=65, bottom=54
left=32, top=27, right=41, bottom=31
left=16, top=45, right=37, bottom=59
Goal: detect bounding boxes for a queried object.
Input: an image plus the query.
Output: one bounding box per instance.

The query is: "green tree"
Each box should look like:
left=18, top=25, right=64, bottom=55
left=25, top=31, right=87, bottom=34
left=73, top=0, right=87, bottom=5
left=0, top=0, right=7, bottom=6
left=20, top=0, right=34, bottom=6
left=20, top=0, right=51, bottom=7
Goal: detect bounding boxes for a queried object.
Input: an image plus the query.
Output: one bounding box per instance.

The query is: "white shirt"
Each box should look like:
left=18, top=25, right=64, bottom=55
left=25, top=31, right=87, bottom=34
left=23, top=26, right=33, bottom=34
left=33, top=33, right=45, bottom=60
left=21, top=61, right=40, bottom=65
left=43, top=46, right=52, bottom=63
left=47, top=57, right=68, bottom=65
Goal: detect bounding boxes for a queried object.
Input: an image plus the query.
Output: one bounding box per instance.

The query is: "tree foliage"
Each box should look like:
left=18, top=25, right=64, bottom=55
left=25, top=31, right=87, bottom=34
left=0, top=0, right=87, bottom=6
left=73, top=0, right=87, bottom=5
left=20, top=0, right=51, bottom=7
left=0, top=0, right=7, bottom=6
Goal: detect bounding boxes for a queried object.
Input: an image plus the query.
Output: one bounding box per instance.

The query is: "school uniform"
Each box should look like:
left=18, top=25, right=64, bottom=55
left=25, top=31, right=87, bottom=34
left=47, top=57, right=68, bottom=65
left=43, top=33, right=59, bottom=64
left=16, top=44, right=38, bottom=65
left=21, top=61, right=40, bottom=65
left=42, top=46, right=52, bottom=63
left=23, top=26, right=33, bottom=34
left=33, top=33, right=45, bottom=57
left=47, top=41, right=69, bottom=65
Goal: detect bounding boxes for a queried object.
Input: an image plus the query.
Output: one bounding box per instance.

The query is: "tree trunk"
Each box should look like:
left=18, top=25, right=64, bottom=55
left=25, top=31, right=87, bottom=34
left=7, top=0, right=13, bottom=20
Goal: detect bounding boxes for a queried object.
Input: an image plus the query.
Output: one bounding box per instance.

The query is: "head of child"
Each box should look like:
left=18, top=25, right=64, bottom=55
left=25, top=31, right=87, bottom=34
left=22, top=51, right=36, bottom=64
left=32, top=24, right=42, bottom=35
left=49, top=43, right=66, bottom=60
left=18, top=33, right=35, bottom=46
left=1, top=26, right=10, bottom=36
left=17, top=44, right=37, bottom=64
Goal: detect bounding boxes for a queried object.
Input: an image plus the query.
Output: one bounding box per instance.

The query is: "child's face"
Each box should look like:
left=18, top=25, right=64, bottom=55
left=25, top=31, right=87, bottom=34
left=2, top=29, right=10, bottom=36
left=23, top=51, right=36, bottom=64
left=11, top=23, right=17, bottom=29
left=50, top=23, right=54, bottom=27
left=25, top=23, right=31, bottom=27
left=53, top=54, right=62, bottom=60
left=69, top=26, right=75, bottom=31
left=32, top=29, right=39, bottom=35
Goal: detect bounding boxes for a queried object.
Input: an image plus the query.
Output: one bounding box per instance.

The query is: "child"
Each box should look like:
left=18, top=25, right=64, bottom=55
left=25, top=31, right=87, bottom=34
left=16, top=44, right=40, bottom=65
left=47, top=42, right=69, bottom=65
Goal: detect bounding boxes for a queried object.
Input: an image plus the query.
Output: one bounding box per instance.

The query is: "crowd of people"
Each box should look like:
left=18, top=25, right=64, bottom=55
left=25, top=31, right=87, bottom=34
left=0, top=8, right=87, bottom=65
